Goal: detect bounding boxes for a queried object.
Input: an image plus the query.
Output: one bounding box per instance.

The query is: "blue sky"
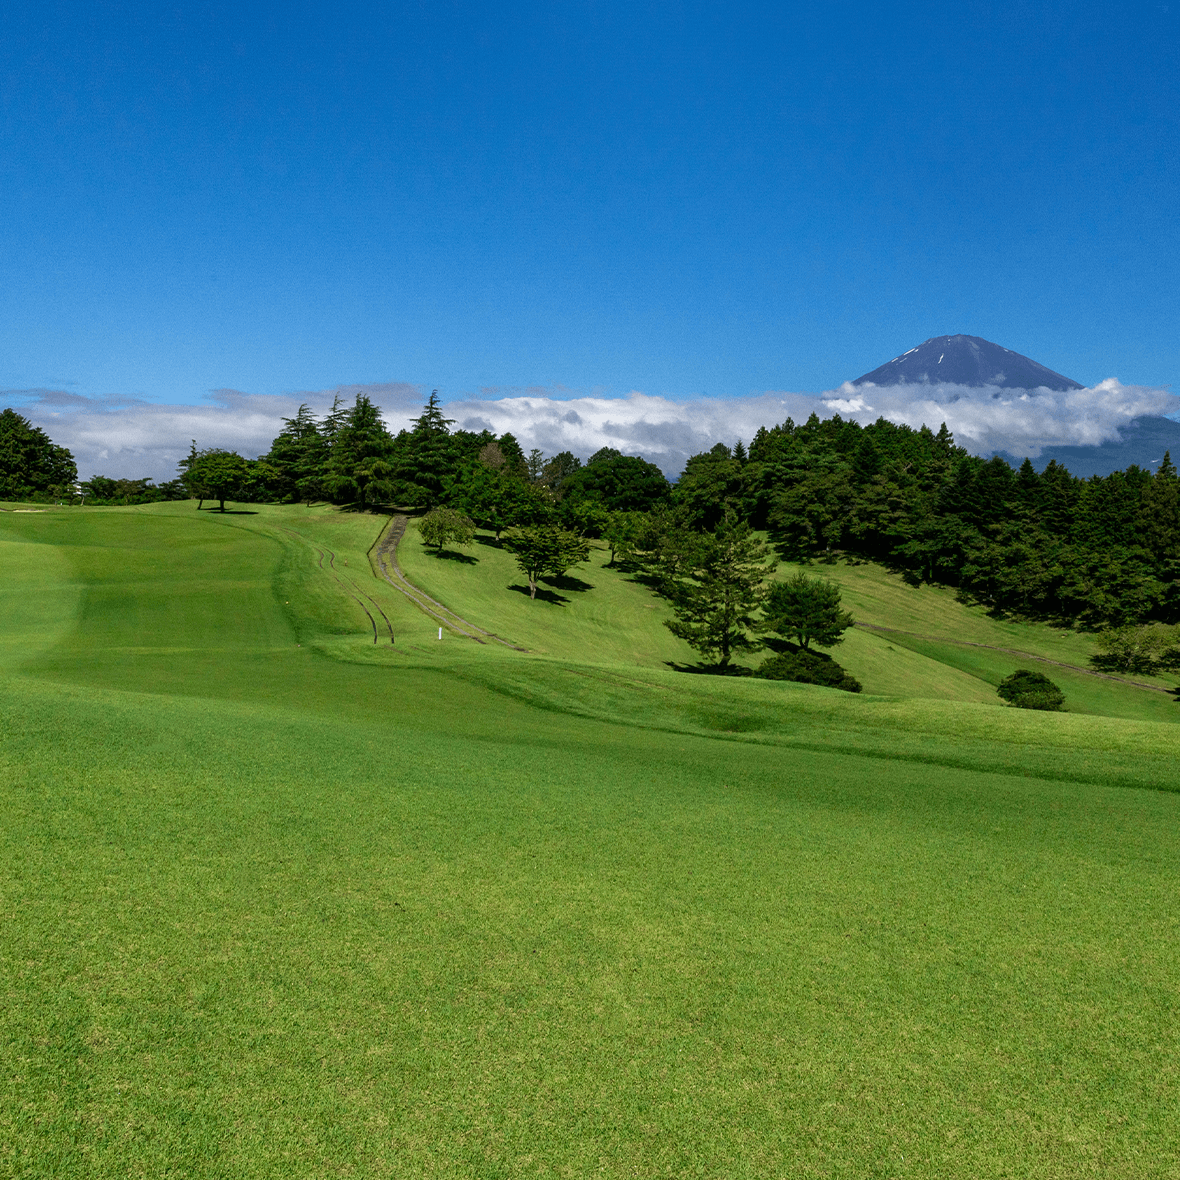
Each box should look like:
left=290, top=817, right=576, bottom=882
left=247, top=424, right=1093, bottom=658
left=2, top=0, right=1177, bottom=413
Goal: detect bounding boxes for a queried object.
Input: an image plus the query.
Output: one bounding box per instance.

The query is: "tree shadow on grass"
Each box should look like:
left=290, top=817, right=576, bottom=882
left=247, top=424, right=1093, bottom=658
left=761, top=636, right=792, bottom=655
left=509, top=583, right=570, bottom=605
left=664, top=661, right=754, bottom=676
left=198, top=507, right=258, bottom=514
left=428, top=548, right=478, bottom=564
left=475, top=534, right=505, bottom=549
left=542, top=573, right=594, bottom=593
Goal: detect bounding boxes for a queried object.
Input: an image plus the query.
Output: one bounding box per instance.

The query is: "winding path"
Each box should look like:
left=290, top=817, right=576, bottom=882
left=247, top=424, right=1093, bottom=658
left=369, top=516, right=528, bottom=650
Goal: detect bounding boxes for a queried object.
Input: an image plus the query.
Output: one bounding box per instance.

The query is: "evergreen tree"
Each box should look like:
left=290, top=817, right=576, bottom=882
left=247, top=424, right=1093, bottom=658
left=265, top=404, right=328, bottom=503
left=395, top=390, right=457, bottom=507
left=763, top=572, right=855, bottom=650
left=1139, top=452, right=1180, bottom=565
left=324, top=395, right=395, bottom=509
left=664, top=512, right=776, bottom=668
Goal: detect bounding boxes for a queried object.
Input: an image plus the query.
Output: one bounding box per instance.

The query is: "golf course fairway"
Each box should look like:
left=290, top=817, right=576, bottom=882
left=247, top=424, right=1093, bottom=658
left=2, top=502, right=1179, bottom=1178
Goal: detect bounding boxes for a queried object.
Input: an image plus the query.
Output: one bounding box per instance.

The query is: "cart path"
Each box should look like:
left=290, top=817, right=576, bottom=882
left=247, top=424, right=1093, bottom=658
left=370, top=516, right=529, bottom=650
left=855, top=621, right=1174, bottom=694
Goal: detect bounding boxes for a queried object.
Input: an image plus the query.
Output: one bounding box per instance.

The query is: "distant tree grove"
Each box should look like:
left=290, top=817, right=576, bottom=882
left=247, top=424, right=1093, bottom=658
left=15, top=390, right=1180, bottom=637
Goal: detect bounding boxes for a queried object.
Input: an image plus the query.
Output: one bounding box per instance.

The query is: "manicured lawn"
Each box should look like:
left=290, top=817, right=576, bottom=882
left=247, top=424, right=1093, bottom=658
left=3, top=503, right=1180, bottom=1177
left=773, top=557, right=1180, bottom=720
left=399, top=522, right=695, bottom=668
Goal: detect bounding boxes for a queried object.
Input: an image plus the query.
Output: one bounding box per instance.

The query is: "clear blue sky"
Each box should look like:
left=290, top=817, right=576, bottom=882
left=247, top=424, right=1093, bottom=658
left=2, top=0, right=1177, bottom=404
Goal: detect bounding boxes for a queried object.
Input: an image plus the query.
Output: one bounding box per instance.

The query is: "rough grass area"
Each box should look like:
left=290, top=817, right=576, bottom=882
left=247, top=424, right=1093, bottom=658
left=3, top=502, right=1180, bottom=1178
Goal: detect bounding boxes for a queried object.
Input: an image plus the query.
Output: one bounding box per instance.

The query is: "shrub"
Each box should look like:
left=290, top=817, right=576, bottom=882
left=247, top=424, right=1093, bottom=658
left=997, top=669, right=1065, bottom=711
left=756, top=649, right=862, bottom=693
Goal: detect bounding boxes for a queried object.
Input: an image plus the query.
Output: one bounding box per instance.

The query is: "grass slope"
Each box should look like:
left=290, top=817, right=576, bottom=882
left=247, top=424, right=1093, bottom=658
left=2, top=502, right=1180, bottom=1177
left=778, top=558, right=1179, bottom=721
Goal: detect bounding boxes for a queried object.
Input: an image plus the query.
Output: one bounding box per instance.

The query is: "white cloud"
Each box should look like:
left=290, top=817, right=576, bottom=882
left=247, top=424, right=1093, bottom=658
left=4, top=376, right=1175, bottom=482
left=2, top=384, right=422, bottom=482
left=827, top=378, right=1176, bottom=457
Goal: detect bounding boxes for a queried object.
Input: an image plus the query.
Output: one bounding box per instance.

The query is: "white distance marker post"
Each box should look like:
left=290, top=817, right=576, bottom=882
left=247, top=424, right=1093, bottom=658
left=438, top=627, right=442, bottom=640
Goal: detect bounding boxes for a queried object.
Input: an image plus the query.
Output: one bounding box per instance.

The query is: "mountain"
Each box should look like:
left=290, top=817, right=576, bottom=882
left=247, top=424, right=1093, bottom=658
left=852, top=334, right=1083, bottom=391
left=1000, top=416, right=1180, bottom=478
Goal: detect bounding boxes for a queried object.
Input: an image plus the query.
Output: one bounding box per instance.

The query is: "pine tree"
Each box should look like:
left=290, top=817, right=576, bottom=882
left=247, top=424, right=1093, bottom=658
left=1139, top=451, right=1180, bottom=565
left=265, top=404, right=328, bottom=503
left=664, top=512, right=776, bottom=668
left=762, top=572, right=855, bottom=649
left=324, top=395, right=395, bottom=509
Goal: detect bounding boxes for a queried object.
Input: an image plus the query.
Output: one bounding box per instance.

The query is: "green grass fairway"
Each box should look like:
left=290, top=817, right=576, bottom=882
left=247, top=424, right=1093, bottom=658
left=773, top=557, right=1180, bottom=721
left=3, top=503, right=1180, bottom=1177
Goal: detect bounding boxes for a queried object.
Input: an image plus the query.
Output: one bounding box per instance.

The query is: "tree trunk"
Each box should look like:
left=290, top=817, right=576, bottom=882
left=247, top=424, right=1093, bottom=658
left=218, top=497, right=226, bottom=512
left=528, top=575, right=537, bottom=599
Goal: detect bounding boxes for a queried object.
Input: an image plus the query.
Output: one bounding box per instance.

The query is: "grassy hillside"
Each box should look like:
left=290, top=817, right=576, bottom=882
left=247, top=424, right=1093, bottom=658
left=3, top=501, right=1180, bottom=1177
left=397, top=517, right=1179, bottom=723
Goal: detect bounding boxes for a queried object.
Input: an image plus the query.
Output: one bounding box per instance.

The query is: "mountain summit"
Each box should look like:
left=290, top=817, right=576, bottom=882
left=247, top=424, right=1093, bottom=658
left=852, top=335, right=1083, bottom=391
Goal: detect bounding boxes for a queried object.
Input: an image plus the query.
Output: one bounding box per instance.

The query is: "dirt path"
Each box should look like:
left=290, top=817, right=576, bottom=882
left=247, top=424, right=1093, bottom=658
left=855, top=621, right=1174, bottom=694
left=370, top=516, right=528, bottom=650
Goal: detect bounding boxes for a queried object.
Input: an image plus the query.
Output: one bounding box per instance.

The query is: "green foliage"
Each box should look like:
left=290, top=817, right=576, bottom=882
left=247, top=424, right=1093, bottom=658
left=997, top=668, right=1066, bottom=711
left=743, top=414, right=1178, bottom=628
left=672, top=442, right=746, bottom=530
left=1092, top=623, right=1180, bottom=675
left=390, top=390, right=457, bottom=508
left=417, top=506, right=475, bottom=552
left=263, top=403, right=330, bottom=503
left=540, top=450, right=583, bottom=499
left=664, top=512, right=776, bottom=667
left=179, top=446, right=252, bottom=510
left=323, top=394, right=395, bottom=508
left=626, top=505, right=699, bottom=591
left=763, top=571, right=855, bottom=649
left=0, top=407, right=76, bottom=500
left=502, top=524, right=591, bottom=598
left=563, top=449, right=671, bottom=512
left=601, top=509, right=646, bottom=566
left=80, top=476, right=188, bottom=505
left=756, top=649, right=862, bottom=692
left=451, top=458, right=551, bottom=537
left=559, top=498, right=610, bottom=539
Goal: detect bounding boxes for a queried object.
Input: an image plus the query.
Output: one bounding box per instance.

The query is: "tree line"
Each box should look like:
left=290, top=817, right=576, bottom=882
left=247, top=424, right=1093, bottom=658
left=13, top=388, right=1180, bottom=635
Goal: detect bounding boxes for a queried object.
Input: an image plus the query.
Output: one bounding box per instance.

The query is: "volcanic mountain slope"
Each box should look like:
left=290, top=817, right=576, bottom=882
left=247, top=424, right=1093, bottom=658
left=853, top=335, right=1083, bottom=391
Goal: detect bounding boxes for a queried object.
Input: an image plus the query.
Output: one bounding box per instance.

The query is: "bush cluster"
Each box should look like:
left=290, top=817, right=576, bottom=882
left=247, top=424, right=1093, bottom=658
left=756, top=650, right=862, bottom=693
left=997, top=669, right=1066, bottom=711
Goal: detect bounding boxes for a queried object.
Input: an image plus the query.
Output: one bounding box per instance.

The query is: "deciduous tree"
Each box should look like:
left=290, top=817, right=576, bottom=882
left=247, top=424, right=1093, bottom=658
left=179, top=447, right=251, bottom=512
left=418, top=507, right=475, bottom=552
left=502, top=526, right=591, bottom=599
left=0, top=409, right=77, bottom=501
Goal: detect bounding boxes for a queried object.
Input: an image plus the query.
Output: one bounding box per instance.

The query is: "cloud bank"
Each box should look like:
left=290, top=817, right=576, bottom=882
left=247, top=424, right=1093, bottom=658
left=3, top=377, right=1175, bottom=483
left=823, top=378, right=1175, bottom=458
